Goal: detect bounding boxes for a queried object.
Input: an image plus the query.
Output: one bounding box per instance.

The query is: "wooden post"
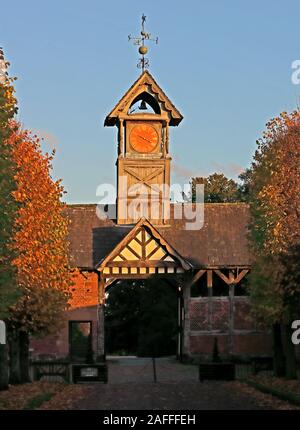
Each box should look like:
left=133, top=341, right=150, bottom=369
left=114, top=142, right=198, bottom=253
left=177, top=285, right=185, bottom=362
left=165, top=123, right=169, bottom=154
left=97, top=277, right=105, bottom=362
left=118, top=119, right=124, bottom=156
left=207, top=270, right=213, bottom=331
left=182, top=274, right=192, bottom=359
left=163, top=157, right=171, bottom=224
left=229, top=279, right=235, bottom=355
left=152, top=357, right=157, bottom=383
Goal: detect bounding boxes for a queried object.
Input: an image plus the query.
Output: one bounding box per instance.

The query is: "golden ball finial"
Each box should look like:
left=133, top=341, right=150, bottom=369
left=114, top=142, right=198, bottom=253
left=139, top=45, right=148, bottom=55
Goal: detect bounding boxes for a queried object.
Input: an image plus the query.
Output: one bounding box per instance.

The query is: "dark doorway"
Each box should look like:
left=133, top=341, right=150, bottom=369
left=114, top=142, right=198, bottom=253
left=69, top=321, right=93, bottom=363
left=105, top=278, right=179, bottom=357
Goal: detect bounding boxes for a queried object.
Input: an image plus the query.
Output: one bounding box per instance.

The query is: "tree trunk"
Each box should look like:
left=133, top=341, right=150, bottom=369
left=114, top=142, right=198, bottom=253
left=281, top=323, right=297, bottom=379
left=8, top=330, right=21, bottom=384
left=272, top=323, right=285, bottom=377
left=19, top=331, right=30, bottom=383
left=0, top=343, right=9, bottom=390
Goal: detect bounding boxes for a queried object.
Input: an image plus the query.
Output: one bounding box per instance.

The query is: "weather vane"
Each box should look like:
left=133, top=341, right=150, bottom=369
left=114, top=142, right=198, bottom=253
left=128, top=14, right=158, bottom=72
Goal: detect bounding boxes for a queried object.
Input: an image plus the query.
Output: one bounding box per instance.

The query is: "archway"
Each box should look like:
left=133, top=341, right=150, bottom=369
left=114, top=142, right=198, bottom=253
left=128, top=91, right=161, bottom=115
left=104, top=278, right=180, bottom=357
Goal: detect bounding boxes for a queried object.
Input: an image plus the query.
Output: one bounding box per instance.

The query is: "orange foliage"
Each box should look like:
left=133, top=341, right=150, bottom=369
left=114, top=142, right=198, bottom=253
left=253, top=111, right=300, bottom=254
left=6, top=122, right=72, bottom=335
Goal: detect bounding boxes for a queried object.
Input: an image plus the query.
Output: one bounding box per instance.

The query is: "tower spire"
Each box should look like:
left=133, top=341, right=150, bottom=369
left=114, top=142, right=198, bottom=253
left=128, top=14, right=158, bottom=72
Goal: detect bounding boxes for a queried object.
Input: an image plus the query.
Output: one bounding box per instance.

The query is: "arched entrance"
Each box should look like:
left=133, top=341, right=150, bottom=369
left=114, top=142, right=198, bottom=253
left=95, top=218, right=191, bottom=361
left=105, top=278, right=180, bottom=357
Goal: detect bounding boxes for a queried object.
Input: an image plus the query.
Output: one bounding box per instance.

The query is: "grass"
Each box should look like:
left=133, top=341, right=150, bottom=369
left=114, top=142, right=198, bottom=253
left=23, top=392, right=55, bottom=410
left=0, top=381, right=64, bottom=410
left=244, top=377, right=300, bottom=407
left=0, top=399, right=9, bottom=409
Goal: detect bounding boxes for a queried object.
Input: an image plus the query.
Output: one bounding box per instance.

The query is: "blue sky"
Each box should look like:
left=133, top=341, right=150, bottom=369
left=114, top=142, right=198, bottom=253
left=1, top=0, right=300, bottom=202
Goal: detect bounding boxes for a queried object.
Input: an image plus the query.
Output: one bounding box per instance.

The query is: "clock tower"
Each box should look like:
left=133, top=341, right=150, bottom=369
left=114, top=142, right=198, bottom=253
left=104, top=16, right=183, bottom=225
left=104, top=71, right=183, bottom=225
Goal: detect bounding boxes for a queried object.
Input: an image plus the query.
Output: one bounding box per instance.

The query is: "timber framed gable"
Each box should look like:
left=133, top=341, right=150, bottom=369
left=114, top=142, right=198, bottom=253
left=97, top=218, right=191, bottom=284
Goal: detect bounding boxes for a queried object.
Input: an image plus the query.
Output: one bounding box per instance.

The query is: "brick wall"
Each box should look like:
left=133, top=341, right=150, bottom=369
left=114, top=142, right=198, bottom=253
left=30, top=306, right=99, bottom=359
left=30, top=270, right=99, bottom=360
left=187, top=297, right=272, bottom=359
left=69, top=271, right=99, bottom=309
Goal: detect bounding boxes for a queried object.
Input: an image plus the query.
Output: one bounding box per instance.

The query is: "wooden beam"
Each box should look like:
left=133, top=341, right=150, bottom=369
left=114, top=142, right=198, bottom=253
left=105, top=260, right=180, bottom=268
left=207, top=270, right=213, bottom=288
left=118, top=119, right=124, bottom=155
left=141, top=229, right=146, bottom=260
left=126, top=243, right=141, bottom=260
left=134, top=237, right=143, bottom=247
left=145, top=237, right=153, bottom=246
left=99, top=277, right=105, bottom=304
left=104, top=278, right=117, bottom=289
left=213, top=269, right=231, bottom=285
left=145, top=244, right=162, bottom=260
left=102, top=273, right=178, bottom=280
left=186, top=269, right=206, bottom=288
left=214, top=268, right=250, bottom=285
left=229, top=270, right=235, bottom=285
left=233, top=269, right=249, bottom=285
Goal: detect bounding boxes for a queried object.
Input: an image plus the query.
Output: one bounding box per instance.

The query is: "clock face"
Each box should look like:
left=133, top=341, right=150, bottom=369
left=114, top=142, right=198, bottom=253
left=129, top=124, right=159, bottom=153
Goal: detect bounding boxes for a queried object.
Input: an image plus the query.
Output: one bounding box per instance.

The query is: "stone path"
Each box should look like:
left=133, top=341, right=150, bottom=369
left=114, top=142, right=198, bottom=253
left=74, top=357, right=266, bottom=410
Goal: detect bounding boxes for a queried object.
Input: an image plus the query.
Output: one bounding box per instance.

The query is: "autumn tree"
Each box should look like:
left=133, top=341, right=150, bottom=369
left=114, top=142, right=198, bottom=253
left=190, top=173, right=241, bottom=203
left=247, top=111, right=300, bottom=378
left=238, top=168, right=251, bottom=202
left=0, top=48, right=18, bottom=390
left=6, top=123, right=72, bottom=382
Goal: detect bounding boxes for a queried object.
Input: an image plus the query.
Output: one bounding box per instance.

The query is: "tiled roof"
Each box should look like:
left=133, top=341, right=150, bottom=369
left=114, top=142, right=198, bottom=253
left=66, top=203, right=251, bottom=269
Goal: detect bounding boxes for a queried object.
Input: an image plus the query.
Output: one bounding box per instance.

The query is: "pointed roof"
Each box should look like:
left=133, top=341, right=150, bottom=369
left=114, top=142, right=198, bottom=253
left=97, top=217, right=191, bottom=271
left=104, top=70, right=183, bottom=126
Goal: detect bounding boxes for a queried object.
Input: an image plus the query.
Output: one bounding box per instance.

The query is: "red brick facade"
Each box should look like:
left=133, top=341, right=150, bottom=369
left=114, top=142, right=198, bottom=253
left=31, top=273, right=273, bottom=361
left=69, top=271, right=99, bottom=310
left=30, top=271, right=99, bottom=359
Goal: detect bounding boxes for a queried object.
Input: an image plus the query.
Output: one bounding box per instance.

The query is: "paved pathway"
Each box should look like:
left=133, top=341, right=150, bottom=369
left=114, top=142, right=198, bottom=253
left=74, top=357, right=266, bottom=410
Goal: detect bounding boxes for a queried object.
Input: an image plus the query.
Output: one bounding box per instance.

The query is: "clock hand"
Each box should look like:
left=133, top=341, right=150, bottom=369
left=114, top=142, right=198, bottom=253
left=138, top=134, right=152, bottom=143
